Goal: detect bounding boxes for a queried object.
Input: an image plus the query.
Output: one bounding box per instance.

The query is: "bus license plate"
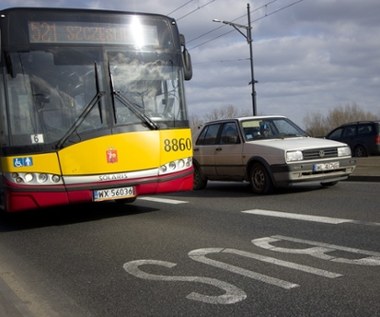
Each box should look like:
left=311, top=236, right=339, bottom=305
left=93, top=186, right=136, bottom=202
left=313, top=161, right=339, bottom=172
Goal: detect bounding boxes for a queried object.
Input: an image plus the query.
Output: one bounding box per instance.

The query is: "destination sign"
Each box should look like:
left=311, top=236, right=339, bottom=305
left=28, top=21, right=159, bottom=46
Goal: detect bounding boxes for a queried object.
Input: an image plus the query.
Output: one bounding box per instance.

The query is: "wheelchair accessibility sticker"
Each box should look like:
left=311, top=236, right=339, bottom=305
left=13, top=157, right=33, bottom=167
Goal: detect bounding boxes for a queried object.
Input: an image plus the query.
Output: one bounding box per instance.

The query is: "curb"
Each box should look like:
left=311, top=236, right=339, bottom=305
left=347, top=175, right=380, bottom=182
left=348, top=156, right=380, bottom=182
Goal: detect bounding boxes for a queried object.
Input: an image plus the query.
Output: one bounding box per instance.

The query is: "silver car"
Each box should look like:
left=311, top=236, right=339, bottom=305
left=193, top=116, right=356, bottom=194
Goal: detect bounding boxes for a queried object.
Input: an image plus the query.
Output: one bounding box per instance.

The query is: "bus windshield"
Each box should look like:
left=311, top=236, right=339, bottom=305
left=0, top=10, right=189, bottom=149
left=3, top=48, right=187, bottom=148
left=108, top=50, right=186, bottom=126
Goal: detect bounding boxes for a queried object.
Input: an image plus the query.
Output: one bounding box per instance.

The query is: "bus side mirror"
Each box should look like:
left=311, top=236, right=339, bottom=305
left=180, top=34, right=193, bottom=81
left=182, top=48, right=192, bottom=81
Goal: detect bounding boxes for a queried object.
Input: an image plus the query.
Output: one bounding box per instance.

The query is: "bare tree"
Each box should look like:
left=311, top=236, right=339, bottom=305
left=204, top=104, right=246, bottom=121
left=190, top=104, right=249, bottom=137
left=303, top=112, right=326, bottom=137
left=304, top=103, right=378, bottom=136
left=190, top=102, right=378, bottom=139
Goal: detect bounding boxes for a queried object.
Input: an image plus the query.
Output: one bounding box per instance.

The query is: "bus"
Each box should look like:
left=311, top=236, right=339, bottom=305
left=0, top=7, right=193, bottom=212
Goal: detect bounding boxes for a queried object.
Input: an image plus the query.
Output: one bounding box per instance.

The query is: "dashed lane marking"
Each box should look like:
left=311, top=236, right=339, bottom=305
left=242, top=209, right=380, bottom=226
left=138, top=197, right=188, bottom=204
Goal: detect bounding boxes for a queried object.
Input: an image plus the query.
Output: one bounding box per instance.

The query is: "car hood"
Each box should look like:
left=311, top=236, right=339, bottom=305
left=248, top=136, right=347, bottom=151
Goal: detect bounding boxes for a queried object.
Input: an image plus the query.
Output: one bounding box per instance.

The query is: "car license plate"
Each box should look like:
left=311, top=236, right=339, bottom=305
left=93, top=186, right=136, bottom=202
left=312, top=161, right=340, bottom=172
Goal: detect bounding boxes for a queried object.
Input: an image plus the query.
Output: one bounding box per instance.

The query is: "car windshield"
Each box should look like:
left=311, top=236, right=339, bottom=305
left=242, top=117, right=307, bottom=141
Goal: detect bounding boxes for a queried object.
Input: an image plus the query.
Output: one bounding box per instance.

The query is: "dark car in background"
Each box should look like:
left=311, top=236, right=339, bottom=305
left=325, top=121, right=380, bottom=157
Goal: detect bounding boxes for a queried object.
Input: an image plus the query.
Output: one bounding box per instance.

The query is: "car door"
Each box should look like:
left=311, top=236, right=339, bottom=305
left=341, top=124, right=357, bottom=149
left=214, top=122, right=245, bottom=178
left=194, top=123, right=221, bottom=177
left=357, top=123, right=375, bottom=153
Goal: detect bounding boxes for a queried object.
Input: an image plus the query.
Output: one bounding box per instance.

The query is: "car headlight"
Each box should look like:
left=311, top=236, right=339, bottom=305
left=338, top=146, right=351, bottom=157
left=286, top=150, right=303, bottom=162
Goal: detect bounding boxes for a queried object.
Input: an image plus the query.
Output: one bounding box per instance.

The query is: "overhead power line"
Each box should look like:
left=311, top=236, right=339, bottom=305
left=166, top=0, right=194, bottom=16
left=176, top=0, right=216, bottom=21
left=187, top=0, right=280, bottom=44
left=166, top=0, right=216, bottom=20
left=188, top=0, right=306, bottom=50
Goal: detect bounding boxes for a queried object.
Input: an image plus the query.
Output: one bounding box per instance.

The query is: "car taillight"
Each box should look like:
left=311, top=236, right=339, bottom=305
left=375, top=135, right=380, bottom=145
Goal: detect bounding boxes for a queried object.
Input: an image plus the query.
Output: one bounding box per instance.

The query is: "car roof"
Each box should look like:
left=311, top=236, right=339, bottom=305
left=337, top=120, right=380, bottom=127
left=201, top=115, right=288, bottom=125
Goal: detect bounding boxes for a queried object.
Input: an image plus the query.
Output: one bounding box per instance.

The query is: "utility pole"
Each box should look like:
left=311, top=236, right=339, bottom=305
left=213, top=3, right=257, bottom=115
left=247, top=3, right=257, bottom=116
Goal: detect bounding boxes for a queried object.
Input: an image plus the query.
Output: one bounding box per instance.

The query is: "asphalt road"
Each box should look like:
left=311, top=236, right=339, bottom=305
left=0, top=179, right=379, bottom=317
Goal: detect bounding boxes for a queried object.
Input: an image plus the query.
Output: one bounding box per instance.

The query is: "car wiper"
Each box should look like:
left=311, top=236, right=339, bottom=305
left=276, top=133, right=303, bottom=139
left=56, top=63, right=105, bottom=149
left=108, top=63, right=158, bottom=130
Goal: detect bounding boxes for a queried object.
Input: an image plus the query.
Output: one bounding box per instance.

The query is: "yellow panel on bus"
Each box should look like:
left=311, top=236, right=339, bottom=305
left=1, top=153, right=62, bottom=174
left=59, top=129, right=192, bottom=175
left=1, top=129, right=192, bottom=176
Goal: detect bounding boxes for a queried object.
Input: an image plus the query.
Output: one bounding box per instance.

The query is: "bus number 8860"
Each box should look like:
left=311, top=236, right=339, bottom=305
left=163, top=138, right=192, bottom=152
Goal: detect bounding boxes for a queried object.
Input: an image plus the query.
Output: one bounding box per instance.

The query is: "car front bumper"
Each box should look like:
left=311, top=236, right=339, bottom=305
left=271, top=158, right=357, bottom=187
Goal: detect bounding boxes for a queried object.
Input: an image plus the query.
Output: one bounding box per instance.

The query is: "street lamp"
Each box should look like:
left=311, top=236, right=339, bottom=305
left=213, top=3, right=257, bottom=116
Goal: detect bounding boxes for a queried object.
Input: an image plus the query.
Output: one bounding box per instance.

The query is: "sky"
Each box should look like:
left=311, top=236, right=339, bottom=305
left=1, top=0, right=380, bottom=127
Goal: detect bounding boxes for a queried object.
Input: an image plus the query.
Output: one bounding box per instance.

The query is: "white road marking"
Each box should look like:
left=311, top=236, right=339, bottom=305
left=189, top=247, right=341, bottom=287
left=138, top=197, right=188, bottom=204
left=124, top=235, right=380, bottom=305
left=241, top=209, right=380, bottom=226
left=188, top=248, right=299, bottom=289
left=253, top=235, right=380, bottom=266
left=123, top=259, right=246, bottom=304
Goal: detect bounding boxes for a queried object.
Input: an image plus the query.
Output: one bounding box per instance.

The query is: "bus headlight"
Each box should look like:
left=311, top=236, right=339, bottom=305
left=24, top=173, right=34, bottom=182
left=159, top=157, right=193, bottom=175
left=178, top=159, right=185, bottom=169
left=7, top=172, right=63, bottom=185
left=51, top=175, right=61, bottom=183
left=37, top=173, right=48, bottom=183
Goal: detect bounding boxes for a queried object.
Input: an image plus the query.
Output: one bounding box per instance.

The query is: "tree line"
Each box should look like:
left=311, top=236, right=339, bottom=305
left=190, top=103, right=379, bottom=137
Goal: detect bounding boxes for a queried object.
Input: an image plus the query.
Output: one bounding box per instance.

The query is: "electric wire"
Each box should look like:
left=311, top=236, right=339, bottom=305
left=176, top=0, right=216, bottom=21
left=188, top=0, right=306, bottom=50
left=167, top=0, right=194, bottom=16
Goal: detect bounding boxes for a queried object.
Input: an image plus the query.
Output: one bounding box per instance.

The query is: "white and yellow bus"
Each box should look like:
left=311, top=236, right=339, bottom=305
left=0, top=7, right=193, bottom=212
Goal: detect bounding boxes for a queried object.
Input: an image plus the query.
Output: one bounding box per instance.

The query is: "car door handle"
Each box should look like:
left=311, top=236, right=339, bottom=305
left=216, top=147, right=222, bottom=151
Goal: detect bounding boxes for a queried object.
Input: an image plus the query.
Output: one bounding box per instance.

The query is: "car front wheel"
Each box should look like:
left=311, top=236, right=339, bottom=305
left=193, top=164, right=208, bottom=190
left=249, top=162, right=273, bottom=194
left=353, top=145, right=367, bottom=157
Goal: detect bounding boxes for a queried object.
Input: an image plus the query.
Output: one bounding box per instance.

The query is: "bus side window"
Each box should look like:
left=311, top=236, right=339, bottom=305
left=0, top=75, right=9, bottom=145
left=8, top=75, right=35, bottom=134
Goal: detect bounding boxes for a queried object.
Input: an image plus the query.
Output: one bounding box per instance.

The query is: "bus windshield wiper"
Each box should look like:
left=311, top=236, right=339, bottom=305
left=56, top=63, right=105, bottom=149
left=108, top=63, right=158, bottom=130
